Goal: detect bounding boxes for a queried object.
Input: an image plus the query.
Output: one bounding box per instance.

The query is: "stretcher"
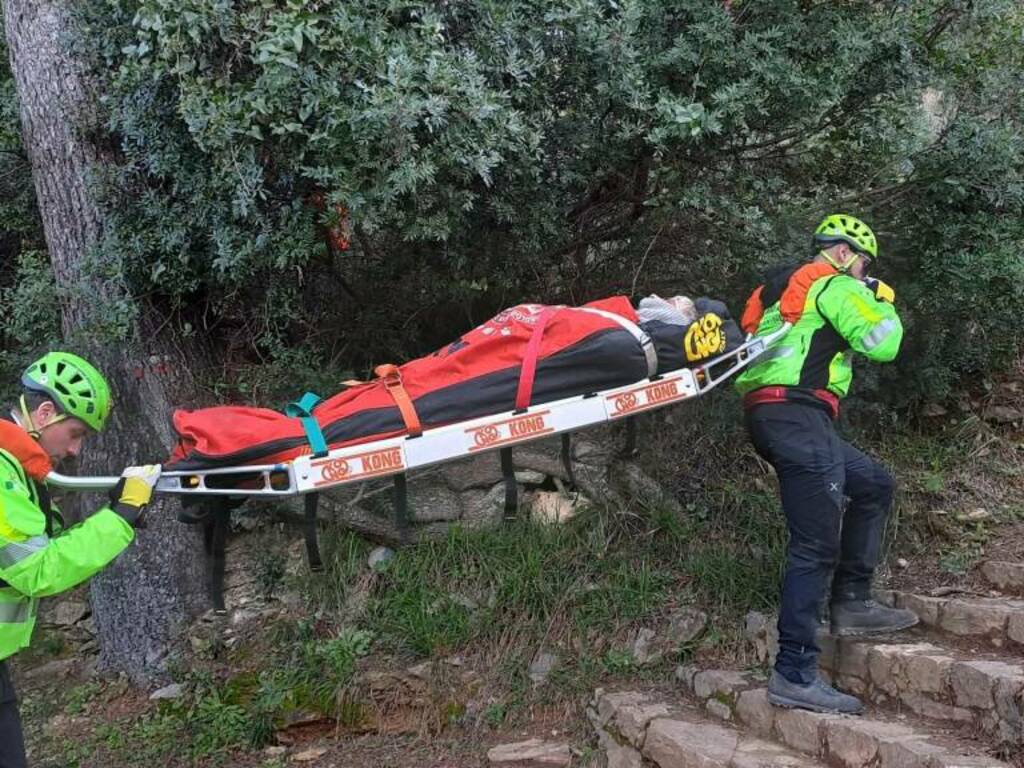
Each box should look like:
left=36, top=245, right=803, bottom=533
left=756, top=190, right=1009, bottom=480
left=45, top=323, right=789, bottom=497
left=46, top=302, right=789, bottom=611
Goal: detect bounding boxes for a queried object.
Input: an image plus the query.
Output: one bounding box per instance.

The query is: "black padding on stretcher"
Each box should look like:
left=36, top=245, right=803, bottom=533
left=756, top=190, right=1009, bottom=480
left=500, top=447, right=517, bottom=518
left=393, top=474, right=410, bottom=544
left=304, top=493, right=323, bottom=572
left=621, top=416, right=637, bottom=457
left=208, top=499, right=231, bottom=614
left=561, top=433, right=576, bottom=487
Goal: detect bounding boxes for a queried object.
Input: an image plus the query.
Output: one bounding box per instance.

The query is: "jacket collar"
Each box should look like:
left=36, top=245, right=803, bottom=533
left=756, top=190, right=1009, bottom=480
left=0, top=418, right=53, bottom=481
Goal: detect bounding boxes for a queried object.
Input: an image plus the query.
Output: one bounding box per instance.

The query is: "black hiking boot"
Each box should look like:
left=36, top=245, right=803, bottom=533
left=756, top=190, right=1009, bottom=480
left=767, top=671, right=864, bottom=714
left=830, top=599, right=919, bottom=637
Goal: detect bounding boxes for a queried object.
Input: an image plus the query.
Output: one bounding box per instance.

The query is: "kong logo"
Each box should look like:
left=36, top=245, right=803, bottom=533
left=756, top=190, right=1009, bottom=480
left=613, top=392, right=640, bottom=414
left=608, top=380, right=681, bottom=417
left=468, top=412, right=553, bottom=451
left=320, top=459, right=351, bottom=482
left=685, top=313, right=726, bottom=362
left=473, top=425, right=501, bottom=447
left=313, top=448, right=405, bottom=487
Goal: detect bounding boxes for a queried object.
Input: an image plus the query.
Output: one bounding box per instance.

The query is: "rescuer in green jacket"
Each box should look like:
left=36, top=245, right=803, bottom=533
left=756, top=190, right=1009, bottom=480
left=0, top=352, right=160, bottom=768
left=736, top=214, right=918, bottom=715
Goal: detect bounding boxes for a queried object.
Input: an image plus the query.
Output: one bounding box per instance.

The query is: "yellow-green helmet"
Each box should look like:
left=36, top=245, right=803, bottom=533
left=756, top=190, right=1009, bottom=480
left=21, top=352, right=113, bottom=431
left=814, top=214, right=878, bottom=259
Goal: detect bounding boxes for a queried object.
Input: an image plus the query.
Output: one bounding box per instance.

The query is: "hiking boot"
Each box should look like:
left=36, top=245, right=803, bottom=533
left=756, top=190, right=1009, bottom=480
left=830, top=599, right=919, bottom=637
left=767, top=671, right=864, bottom=715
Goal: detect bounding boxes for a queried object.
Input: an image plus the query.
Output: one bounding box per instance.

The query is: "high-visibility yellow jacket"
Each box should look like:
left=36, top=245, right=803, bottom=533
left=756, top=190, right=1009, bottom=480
left=0, top=420, right=133, bottom=660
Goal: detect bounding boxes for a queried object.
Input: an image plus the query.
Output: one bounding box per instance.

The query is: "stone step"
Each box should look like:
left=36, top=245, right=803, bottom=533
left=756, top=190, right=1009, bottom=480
left=817, top=635, right=1024, bottom=746
left=979, top=562, right=1024, bottom=595
left=589, top=689, right=828, bottom=768
left=675, top=667, right=1009, bottom=768
left=878, top=590, right=1024, bottom=651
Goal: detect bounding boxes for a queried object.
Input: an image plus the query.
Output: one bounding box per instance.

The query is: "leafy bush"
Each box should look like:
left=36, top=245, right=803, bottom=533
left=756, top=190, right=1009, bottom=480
left=2, top=1, right=1022, bottom=408
left=54, top=0, right=1015, bottom=405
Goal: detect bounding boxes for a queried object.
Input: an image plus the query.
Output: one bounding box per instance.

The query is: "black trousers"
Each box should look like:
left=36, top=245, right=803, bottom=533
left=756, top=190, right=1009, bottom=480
left=0, top=660, right=27, bottom=768
left=745, top=402, right=895, bottom=684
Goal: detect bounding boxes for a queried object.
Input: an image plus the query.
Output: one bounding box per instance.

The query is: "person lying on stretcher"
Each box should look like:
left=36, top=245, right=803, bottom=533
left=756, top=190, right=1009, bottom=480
left=167, top=293, right=744, bottom=472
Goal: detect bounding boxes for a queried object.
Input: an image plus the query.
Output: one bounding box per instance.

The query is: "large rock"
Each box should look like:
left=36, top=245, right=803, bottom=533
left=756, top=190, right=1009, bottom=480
left=903, top=654, right=952, bottom=695
left=596, top=728, right=644, bottom=768
left=609, top=700, right=674, bottom=746
left=528, top=651, right=559, bottom=686
left=823, top=719, right=919, bottom=768
left=487, top=739, right=571, bottom=767
left=530, top=490, right=587, bottom=524
left=642, top=718, right=738, bottom=768
left=774, top=708, right=828, bottom=755
left=52, top=600, right=90, bottom=627
left=407, top=484, right=464, bottom=522
left=149, top=683, right=184, bottom=701
left=668, top=607, right=708, bottom=645
left=744, top=611, right=778, bottom=665
left=980, top=561, right=1024, bottom=593
left=939, top=600, right=1013, bottom=639
left=1008, top=612, right=1024, bottom=646
left=692, top=669, right=749, bottom=702
left=950, top=661, right=1001, bottom=710
left=736, top=689, right=776, bottom=737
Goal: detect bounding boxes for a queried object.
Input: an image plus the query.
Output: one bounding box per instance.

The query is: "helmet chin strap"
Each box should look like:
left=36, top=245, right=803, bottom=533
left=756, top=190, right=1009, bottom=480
left=17, top=395, right=41, bottom=438
left=819, top=249, right=852, bottom=273
left=18, top=394, right=66, bottom=439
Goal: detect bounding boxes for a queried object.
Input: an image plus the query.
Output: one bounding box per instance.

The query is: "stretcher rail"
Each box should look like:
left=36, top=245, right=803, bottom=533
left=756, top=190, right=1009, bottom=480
left=46, top=325, right=789, bottom=497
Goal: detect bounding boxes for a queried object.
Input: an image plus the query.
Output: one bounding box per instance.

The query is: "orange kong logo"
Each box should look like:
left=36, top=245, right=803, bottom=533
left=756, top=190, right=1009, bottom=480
left=685, top=313, right=726, bottom=362
left=473, top=425, right=501, bottom=447
left=613, top=392, right=639, bottom=414
left=320, top=459, right=351, bottom=481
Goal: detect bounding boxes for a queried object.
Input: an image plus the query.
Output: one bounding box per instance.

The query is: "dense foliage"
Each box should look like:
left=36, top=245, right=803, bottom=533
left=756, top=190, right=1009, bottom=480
left=2, top=0, right=1022, bottom=409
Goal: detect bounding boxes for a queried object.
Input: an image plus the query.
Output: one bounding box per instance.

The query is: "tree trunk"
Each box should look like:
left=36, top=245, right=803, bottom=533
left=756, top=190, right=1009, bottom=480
left=3, top=0, right=208, bottom=681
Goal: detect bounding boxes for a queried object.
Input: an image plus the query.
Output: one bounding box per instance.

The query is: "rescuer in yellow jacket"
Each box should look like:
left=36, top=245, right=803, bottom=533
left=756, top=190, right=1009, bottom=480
left=0, top=352, right=159, bottom=768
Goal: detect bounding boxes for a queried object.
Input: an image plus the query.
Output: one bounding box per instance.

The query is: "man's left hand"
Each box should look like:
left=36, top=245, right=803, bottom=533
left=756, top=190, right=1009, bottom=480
left=864, top=277, right=895, bottom=304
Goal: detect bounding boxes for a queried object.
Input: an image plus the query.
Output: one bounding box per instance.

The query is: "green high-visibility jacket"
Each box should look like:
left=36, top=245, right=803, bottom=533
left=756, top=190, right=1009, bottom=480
left=0, top=422, right=134, bottom=661
left=735, top=265, right=903, bottom=398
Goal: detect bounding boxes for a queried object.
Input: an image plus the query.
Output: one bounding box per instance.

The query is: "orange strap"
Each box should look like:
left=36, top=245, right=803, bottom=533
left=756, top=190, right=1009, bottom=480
left=740, top=285, right=766, bottom=335
left=375, top=364, right=422, bottom=437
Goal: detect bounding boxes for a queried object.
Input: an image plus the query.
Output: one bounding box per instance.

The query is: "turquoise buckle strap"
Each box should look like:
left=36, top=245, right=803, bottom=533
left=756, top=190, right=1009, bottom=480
left=286, top=392, right=328, bottom=458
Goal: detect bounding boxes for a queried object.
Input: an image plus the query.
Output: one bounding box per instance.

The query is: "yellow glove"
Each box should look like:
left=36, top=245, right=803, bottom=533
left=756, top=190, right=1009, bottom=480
left=109, top=464, right=161, bottom=527
left=864, top=277, right=895, bottom=304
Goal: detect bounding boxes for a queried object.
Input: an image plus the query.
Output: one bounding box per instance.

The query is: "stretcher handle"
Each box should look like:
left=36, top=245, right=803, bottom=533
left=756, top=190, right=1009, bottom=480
left=693, top=322, right=792, bottom=394
left=47, top=463, right=297, bottom=496
left=45, top=472, right=120, bottom=491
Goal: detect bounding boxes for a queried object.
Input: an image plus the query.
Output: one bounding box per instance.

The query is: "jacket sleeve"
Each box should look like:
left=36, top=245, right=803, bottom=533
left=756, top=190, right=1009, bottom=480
left=816, top=275, right=904, bottom=362
left=0, top=464, right=134, bottom=598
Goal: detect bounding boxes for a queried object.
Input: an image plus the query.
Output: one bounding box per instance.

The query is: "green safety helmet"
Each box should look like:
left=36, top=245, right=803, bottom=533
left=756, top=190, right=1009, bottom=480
left=21, top=352, right=113, bottom=432
left=813, top=214, right=878, bottom=260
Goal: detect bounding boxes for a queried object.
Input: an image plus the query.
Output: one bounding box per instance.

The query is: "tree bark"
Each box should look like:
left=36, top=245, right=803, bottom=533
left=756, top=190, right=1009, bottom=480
left=3, top=0, right=207, bottom=681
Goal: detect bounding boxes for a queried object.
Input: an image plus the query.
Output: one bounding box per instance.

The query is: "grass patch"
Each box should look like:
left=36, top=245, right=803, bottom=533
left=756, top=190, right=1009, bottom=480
left=294, top=478, right=787, bottom=694
left=42, top=624, right=373, bottom=767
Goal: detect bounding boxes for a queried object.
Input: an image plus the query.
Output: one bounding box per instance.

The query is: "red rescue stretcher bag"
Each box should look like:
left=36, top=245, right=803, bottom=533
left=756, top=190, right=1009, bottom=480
left=167, top=295, right=741, bottom=471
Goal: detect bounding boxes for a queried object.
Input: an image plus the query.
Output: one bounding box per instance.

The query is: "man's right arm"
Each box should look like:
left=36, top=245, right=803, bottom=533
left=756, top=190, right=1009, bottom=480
left=817, top=275, right=904, bottom=362
left=0, top=464, right=134, bottom=598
